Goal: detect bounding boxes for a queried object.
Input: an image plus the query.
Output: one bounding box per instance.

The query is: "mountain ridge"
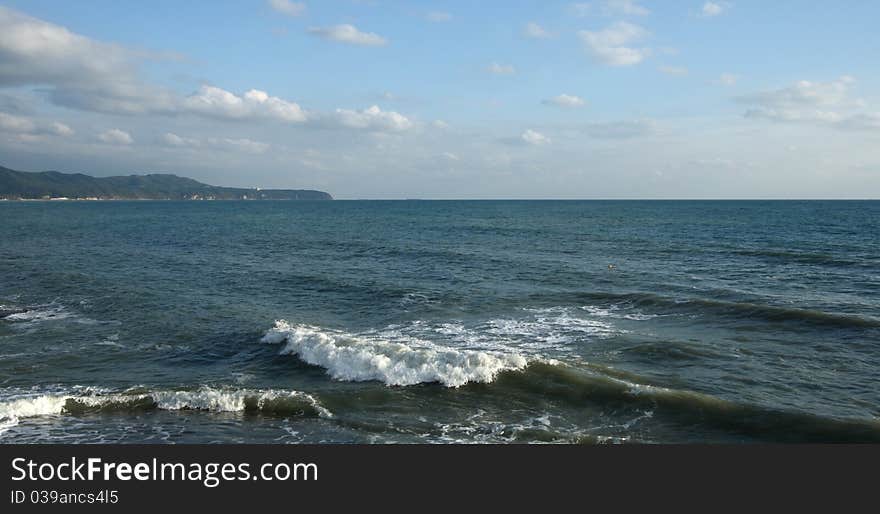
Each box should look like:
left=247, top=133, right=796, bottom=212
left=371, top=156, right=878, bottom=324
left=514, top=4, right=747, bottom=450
left=0, top=165, right=332, bottom=200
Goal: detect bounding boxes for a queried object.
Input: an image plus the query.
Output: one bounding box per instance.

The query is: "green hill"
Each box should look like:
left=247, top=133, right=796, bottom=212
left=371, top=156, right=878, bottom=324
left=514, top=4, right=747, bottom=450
left=0, top=165, right=332, bottom=200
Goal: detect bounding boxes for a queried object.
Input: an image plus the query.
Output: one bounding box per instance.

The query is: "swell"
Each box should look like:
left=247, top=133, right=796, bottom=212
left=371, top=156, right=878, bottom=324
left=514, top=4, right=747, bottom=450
left=259, top=321, right=879, bottom=442
left=730, top=248, right=866, bottom=267
left=496, top=362, right=880, bottom=443
left=566, top=291, right=880, bottom=329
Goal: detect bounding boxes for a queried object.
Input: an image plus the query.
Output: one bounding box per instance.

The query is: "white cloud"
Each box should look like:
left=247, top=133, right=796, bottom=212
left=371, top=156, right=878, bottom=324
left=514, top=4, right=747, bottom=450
left=737, top=76, right=879, bottom=130
left=161, top=133, right=270, bottom=153
left=98, top=128, right=133, bottom=145
left=701, top=2, right=729, bottom=17
left=49, top=121, right=74, bottom=137
left=426, top=12, right=452, bottom=23
left=326, top=105, right=413, bottom=131
left=161, top=132, right=198, bottom=147
left=523, top=22, right=552, bottom=39
left=0, top=7, right=412, bottom=137
left=182, top=85, right=307, bottom=122
left=487, top=62, right=516, bottom=75
left=0, top=111, right=36, bottom=133
left=739, top=76, right=857, bottom=110
left=521, top=129, right=551, bottom=145
left=208, top=138, right=270, bottom=154
left=182, top=87, right=412, bottom=132
left=543, top=94, right=586, bottom=108
left=0, top=6, right=175, bottom=114
left=718, top=73, right=738, bottom=86
left=432, top=120, right=450, bottom=129
left=0, top=6, right=128, bottom=87
left=603, top=0, right=650, bottom=16
left=579, top=22, right=651, bottom=66
left=307, top=24, right=387, bottom=46
left=268, top=0, right=306, bottom=17
left=658, top=65, right=688, bottom=76
left=0, top=112, right=74, bottom=137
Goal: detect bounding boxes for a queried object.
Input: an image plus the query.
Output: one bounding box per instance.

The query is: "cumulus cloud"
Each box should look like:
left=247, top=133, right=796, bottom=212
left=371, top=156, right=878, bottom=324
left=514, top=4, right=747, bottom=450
left=487, top=62, right=516, bottom=75
left=523, top=22, right=552, bottom=39
left=0, top=6, right=175, bottom=114
left=737, top=76, right=878, bottom=130
left=426, top=12, right=452, bottom=23
left=324, top=105, right=413, bottom=131
left=521, top=129, right=551, bottom=145
left=543, top=94, right=586, bottom=108
left=268, top=0, right=306, bottom=17
left=179, top=87, right=412, bottom=132
left=98, top=128, right=133, bottom=145
left=49, top=122, right=74, bottom=137
left=161, top=132, right=198, bottom=147
left=701, top=2, right=729, bottom=17
left=0, top=111, right=74, bottom=137
left=161, top=132, right=270, bottom=153
left=0, top=7, right=415, bottom=136
left=579, top=22, right=651, bottom=66
left=0, top=111, right=36, bottom=133
left=182, top=85, right=308, bottom=123
left=739, top=76, right=857, bottom=109
left=307, top=24, right=387, bottom=46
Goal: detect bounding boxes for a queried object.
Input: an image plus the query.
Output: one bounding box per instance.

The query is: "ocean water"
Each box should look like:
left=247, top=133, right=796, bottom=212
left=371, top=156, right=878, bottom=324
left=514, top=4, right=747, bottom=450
left=1, top=200, right=878, bottom=443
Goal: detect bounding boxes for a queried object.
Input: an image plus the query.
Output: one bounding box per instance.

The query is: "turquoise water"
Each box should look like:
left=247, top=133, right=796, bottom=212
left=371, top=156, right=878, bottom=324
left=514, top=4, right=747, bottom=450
left=1, top=200, right=878, bottom=443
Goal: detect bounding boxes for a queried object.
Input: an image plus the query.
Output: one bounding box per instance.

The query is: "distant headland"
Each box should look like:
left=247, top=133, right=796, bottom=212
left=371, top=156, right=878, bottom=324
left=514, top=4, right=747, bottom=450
left=0, top=165, right=332, bottom=201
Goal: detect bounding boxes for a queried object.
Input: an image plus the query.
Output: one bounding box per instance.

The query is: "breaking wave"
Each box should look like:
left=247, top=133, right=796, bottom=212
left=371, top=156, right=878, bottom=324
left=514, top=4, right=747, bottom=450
left=0, top=387, right=331, bottom=435
left=261, top=320, right=531, bottom=387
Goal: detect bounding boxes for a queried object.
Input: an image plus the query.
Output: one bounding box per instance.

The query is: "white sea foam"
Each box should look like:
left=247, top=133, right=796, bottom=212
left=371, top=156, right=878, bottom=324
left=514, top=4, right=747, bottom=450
left=3, top=305, right=72, bottom=323
left=0, top=387, right=331, bottom=434
left=433, top=309, right=620, bottom=353
left=148, top=389, right=332, bottom=418
left=261, top=320, right=530, bottom=387
left=0, top=395, right=68, bottom=435
left=580, top=305, right=657, bottom=321
left=2, top=303, right=105, bottom=327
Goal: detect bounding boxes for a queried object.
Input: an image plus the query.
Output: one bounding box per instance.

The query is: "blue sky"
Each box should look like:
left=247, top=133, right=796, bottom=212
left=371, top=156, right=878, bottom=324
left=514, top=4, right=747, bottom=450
left=1, top=1, right=878, bottom=198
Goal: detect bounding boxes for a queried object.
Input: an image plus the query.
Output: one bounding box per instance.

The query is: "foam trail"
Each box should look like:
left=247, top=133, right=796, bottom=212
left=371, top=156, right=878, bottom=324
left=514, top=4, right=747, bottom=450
left=261, top=320, right=529, bottom=387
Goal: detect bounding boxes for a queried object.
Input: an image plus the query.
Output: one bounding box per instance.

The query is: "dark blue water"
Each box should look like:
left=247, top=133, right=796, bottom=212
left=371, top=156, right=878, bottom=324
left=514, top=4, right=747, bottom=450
left=1, top=200, right=878, bottom=443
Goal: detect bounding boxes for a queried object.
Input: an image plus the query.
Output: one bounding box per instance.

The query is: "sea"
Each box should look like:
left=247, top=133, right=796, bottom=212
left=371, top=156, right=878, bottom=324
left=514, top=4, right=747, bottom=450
left=1, top=200, right=878, bottom=443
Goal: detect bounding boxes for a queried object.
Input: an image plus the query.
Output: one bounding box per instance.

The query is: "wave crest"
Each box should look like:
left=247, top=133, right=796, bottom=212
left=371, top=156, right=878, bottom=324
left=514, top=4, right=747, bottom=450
left=261, top=320, right=530, bottom=387
left=0, top=387, right=331, bottom=434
